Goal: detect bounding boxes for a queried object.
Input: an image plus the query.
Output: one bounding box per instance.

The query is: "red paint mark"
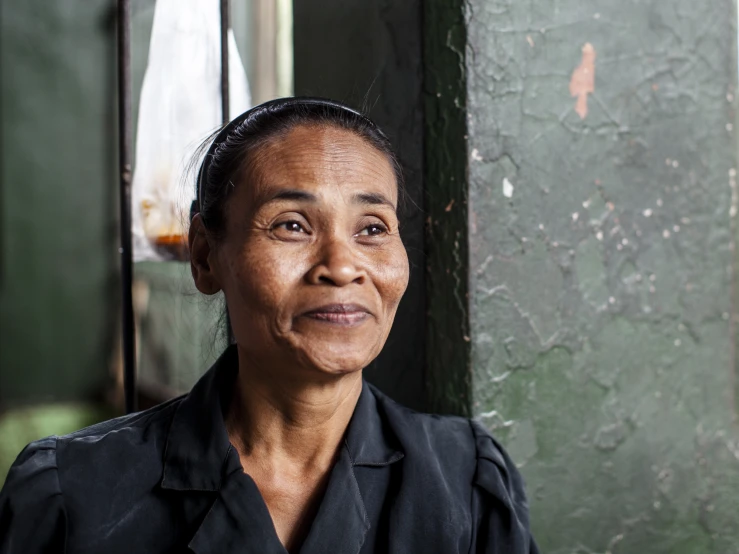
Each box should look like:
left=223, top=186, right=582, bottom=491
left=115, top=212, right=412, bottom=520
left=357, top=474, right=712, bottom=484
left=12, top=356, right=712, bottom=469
left=445, top=199, right=455, bottom=212
left=569, top=43, right=596, bottom=119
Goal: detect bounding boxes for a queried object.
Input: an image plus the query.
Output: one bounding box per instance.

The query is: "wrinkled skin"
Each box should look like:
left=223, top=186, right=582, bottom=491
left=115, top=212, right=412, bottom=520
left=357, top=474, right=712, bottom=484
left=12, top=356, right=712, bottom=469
left=190, top=124, right=409, bottom=381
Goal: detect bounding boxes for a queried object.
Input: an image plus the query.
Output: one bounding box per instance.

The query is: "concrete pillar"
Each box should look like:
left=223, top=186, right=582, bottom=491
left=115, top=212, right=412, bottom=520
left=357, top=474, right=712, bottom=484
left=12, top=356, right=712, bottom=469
left=425, top=0, right=739, bottom=550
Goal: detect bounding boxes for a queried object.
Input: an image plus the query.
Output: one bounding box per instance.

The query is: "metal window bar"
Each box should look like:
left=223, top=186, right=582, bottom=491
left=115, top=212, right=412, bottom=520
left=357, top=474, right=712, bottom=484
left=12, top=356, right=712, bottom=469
left=117, top=0, right=136, bottom=415
left=118, top=0, right=231, bottom=414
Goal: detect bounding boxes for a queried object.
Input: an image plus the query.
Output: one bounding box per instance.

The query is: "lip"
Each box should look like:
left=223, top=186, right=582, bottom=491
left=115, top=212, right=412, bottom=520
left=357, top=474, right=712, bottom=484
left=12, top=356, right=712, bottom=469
left=301, top=303, right=372, bottom=326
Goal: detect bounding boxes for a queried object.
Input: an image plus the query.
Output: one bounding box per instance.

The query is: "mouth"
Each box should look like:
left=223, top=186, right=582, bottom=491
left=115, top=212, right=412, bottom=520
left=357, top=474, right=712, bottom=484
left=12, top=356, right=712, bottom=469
left=301, top=303, right=372, bottom=327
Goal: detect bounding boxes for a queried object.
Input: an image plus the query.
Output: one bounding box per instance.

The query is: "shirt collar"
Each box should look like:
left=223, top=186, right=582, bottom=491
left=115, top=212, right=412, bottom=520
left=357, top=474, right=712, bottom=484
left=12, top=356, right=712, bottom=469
left=160, top=345, right=403, bottom=492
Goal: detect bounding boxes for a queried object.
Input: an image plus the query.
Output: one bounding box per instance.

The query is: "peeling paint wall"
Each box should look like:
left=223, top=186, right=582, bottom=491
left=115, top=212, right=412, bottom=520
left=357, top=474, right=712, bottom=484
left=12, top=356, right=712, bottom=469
left=466, top=0, right=739, bottom=551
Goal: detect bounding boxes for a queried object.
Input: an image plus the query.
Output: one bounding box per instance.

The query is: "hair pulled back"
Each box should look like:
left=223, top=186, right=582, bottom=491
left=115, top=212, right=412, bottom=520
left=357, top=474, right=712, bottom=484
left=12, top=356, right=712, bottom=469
left=192, top=97, right=405, bottom=240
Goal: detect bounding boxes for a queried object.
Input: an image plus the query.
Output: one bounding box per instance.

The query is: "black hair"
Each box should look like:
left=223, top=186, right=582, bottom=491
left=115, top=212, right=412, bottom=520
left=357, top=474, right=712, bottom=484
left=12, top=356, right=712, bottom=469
left=191, top=96, right=406, bottom=239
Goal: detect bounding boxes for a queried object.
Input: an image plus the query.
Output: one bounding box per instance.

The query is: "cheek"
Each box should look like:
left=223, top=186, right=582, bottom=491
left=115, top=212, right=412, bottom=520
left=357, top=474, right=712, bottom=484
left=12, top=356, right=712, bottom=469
left=373, top=244, right=410, bottom=312
left=225, top=238, right=305, bottom=320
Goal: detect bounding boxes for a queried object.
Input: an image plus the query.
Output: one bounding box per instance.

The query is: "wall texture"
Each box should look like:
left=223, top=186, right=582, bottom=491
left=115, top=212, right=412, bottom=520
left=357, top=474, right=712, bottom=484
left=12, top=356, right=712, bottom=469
left=464, top=0, right=739, bottom=551
left=0, top=0, right=119, bottom=404
left=293, top=0, right=427, bottom=410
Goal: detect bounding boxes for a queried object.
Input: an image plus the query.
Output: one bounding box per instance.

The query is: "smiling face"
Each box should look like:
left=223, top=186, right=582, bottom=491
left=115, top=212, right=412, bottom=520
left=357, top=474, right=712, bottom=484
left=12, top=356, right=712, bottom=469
left=191, top=124, right=409, bottom=379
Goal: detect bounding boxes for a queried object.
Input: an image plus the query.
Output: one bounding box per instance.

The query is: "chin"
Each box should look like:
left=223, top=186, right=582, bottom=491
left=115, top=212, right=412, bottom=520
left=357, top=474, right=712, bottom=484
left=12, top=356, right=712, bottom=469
left=303, top=342, right=380, bottom=376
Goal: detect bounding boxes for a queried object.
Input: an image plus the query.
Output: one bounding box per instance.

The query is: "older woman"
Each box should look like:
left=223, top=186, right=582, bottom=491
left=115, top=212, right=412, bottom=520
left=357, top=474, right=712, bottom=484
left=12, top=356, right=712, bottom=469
left=0, top=98, right=539, bottom=554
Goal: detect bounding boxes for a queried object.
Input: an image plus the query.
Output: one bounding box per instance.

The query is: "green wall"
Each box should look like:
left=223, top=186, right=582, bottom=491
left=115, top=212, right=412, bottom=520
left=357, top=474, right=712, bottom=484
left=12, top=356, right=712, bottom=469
left=462, top=0, right=739, bottom=551
left=0, top=0, right=119, bottom=405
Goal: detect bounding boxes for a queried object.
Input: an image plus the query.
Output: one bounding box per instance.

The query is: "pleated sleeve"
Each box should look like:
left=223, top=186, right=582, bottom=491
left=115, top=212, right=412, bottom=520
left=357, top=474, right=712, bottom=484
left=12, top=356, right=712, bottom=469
left=0, top=437, right=67, bottom=553
left=469, top=420, right=540, bottom=554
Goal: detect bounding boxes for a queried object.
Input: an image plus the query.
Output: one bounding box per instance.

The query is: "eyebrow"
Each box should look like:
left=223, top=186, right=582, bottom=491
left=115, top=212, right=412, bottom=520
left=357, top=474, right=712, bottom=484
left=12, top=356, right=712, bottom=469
left=353, top=192, right=396, bottom=210
left=263, top=189, right=396, bottom=210
left=266, top=189, right=318, bottom=203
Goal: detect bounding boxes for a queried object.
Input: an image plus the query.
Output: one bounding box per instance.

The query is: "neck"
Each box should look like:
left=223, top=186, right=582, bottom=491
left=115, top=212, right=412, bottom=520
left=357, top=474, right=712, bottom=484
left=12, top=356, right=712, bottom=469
left=226, top=344, right=363, bottom=472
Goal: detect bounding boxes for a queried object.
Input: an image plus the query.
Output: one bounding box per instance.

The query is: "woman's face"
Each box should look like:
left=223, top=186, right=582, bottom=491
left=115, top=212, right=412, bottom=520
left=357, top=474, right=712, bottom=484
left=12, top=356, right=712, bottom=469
left=203, top=124, right=409, bottom=378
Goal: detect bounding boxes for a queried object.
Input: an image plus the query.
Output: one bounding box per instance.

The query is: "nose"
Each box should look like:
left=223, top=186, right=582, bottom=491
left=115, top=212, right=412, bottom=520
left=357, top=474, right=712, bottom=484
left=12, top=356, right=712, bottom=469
left=306, top=236, right=366, bottom=287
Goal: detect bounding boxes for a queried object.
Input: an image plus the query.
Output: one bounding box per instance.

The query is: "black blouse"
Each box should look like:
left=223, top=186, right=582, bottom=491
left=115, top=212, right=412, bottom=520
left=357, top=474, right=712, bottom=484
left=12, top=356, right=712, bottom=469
left=0, top=347, right=539, bottom=553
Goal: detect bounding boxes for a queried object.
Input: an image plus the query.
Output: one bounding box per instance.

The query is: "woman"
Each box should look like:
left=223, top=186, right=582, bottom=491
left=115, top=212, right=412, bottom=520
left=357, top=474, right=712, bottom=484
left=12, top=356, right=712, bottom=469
left=0, top=98, right=539, bottom=554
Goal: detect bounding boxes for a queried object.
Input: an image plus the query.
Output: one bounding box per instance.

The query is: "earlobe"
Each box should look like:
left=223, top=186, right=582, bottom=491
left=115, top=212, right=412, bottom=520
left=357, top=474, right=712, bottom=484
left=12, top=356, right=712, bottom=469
left=189, top=214, right=222, bottom=295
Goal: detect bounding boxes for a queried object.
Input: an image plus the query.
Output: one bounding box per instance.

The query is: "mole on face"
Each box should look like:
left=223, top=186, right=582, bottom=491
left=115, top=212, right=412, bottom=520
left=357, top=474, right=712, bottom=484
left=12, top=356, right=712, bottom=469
left=213, top=125, right=410, bottom=376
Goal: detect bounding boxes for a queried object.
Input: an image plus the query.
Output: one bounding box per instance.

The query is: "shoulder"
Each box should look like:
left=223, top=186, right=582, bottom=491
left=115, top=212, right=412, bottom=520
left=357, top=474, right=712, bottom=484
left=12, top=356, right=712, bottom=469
left=59, top=394, right=183, bottom=445
left=2, top=435, right=61, bottom=505
left=3, top=396, right=183, bottom=502
left=369, top=384, right=528, bottom=505
left=369, top=383, right=478, bottom=459
left=54, top=396, right=183, bottom=483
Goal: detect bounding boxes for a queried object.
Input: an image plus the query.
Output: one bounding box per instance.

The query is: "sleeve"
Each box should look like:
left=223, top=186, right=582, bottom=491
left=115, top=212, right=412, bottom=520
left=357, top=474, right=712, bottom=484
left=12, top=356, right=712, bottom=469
left=0, top=437, right=67, bottom=553
left=468, top=420, right=540, bottom=554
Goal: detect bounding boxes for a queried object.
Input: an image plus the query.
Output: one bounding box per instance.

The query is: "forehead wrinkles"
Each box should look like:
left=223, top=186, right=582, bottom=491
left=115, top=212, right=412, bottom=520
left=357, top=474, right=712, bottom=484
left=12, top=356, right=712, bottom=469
left=246, top=126, right=398, bottom=203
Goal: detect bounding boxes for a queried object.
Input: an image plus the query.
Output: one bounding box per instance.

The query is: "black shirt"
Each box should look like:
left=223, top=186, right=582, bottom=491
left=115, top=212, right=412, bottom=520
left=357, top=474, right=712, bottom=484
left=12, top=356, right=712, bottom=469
left=0, top=347, right=539, bottom=553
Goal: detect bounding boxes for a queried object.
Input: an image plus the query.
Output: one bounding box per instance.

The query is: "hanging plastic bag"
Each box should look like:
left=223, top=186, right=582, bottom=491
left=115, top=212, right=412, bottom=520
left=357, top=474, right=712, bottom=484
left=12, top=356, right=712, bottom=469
left=132, top=0, right=250, bottom=261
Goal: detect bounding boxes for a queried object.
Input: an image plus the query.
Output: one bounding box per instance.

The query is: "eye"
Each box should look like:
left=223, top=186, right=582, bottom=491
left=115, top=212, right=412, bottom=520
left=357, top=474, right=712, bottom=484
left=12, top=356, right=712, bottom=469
left=275, top=220, right=306, bottom=233
left=356, top=223, right=388, bottom=237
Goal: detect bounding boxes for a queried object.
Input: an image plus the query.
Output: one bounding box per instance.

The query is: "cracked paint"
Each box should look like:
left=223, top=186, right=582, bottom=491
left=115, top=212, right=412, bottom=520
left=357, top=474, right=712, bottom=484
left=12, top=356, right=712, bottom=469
left=464, top=0, right=739, bottom=552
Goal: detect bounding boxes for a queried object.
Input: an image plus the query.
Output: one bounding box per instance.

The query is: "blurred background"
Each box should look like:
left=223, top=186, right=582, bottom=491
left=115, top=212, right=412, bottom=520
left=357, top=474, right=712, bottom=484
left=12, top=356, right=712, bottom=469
left=1, top=0, right=739, bottom=552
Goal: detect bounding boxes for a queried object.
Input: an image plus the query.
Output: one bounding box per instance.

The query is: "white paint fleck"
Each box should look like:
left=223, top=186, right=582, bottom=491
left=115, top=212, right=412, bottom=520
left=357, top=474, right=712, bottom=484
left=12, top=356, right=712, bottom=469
left=665, top=158, right=672, bottom=166
left=643, top=305, right=652, bottom=314
left=617, top=244, right=623, bottom=251
left=582, top=199, right=592, bottom=208
left=672, top=160, right=679, bottom=168
left=471, top=148, right=483, bottom=162
left=728, top=93, right=735, bottom=103
left=654, top=501, right=662, bottom=510
left=538, top=223, right=545, bottom=231
left=728, top=123, right=734, bottom=132
left=649, top=274, right=656, bottom=282
left=593, top=12, right=601, bottom=19
left=596, top=231, right=604, bottom=241
left=663, top=229, right=671, bottom=238
left=674, top=339, right=682, bottom=347
left=503, top=178, right=514, bottom=198
left=608, top=296, right=616, bottom=304
left=622, top=238, right=629, bottom=246
left=572, top=212, right=580, bottom=221
left=649, top=285, right=656, bottom=293
left=656, top=198, right=664, bottom=207
left=526, top=35, right=535, bottom=48
left=643, top=208, right=653, bottom=217
left=730, top=168, right=737, bottom=178
left=552, top=241, right=559, bottom=247
left=673, top=225, right=680, bottom=233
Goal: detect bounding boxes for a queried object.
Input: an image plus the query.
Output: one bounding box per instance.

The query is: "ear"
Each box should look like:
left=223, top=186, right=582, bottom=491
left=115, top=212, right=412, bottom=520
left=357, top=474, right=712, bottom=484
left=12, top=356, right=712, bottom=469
left=189, top=214, right=222, bottom=295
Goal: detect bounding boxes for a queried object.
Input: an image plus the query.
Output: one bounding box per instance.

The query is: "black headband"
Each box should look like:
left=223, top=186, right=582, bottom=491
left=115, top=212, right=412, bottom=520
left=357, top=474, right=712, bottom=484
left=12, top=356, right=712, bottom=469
left=193, top=97, right=374, bottom=222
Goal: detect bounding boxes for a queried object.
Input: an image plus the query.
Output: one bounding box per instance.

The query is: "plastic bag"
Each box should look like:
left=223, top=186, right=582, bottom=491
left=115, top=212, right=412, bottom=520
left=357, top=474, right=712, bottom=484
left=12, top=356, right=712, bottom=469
left=132, top=0, right=250, bottom=261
